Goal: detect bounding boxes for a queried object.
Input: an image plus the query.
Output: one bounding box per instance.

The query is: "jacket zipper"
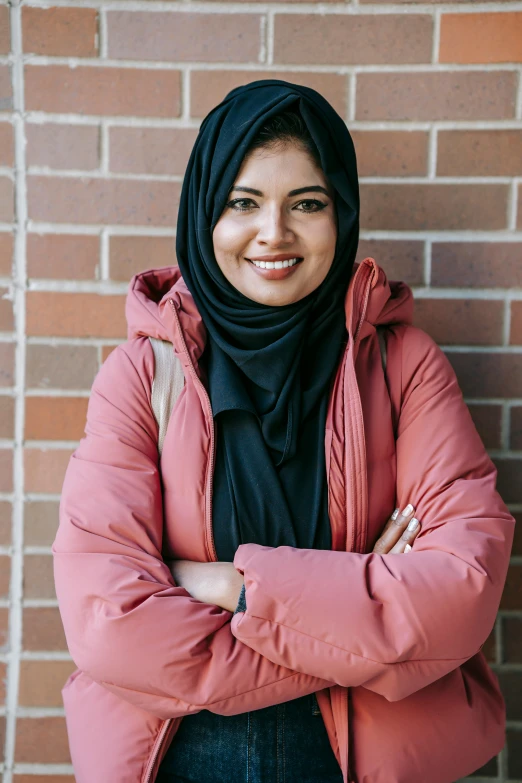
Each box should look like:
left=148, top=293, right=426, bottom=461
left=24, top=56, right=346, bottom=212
left=143, top=300, right=218, bottom=783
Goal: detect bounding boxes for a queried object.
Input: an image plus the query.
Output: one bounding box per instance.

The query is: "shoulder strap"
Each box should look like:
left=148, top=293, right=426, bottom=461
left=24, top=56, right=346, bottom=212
left=377, top=326, right=387, bottom=373
left=149, top=337, right=185, bottom=456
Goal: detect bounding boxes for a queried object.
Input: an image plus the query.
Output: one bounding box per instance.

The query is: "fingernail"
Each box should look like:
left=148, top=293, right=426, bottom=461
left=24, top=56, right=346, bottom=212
left=407, top=517, right=419, bottom=532
left=402, top=503, right=414, bottom=516
left=391, top=508, right=399, bottom=520
left=404, top=544, right=412, bottom=553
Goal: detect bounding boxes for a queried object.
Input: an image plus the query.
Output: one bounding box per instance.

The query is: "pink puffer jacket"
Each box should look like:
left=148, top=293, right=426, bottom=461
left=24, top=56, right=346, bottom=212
left=53, top=257, right=514, bottom=783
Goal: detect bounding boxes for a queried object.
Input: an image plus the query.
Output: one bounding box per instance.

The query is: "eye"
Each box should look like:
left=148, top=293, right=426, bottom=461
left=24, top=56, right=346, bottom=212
left=226, top=198, right=257, bottom=212
left=295, top=199, right=328, bottom=213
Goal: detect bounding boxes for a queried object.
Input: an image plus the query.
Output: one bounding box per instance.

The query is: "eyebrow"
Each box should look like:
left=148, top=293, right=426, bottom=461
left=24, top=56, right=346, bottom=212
left=229, top=185, right=330, bottom=198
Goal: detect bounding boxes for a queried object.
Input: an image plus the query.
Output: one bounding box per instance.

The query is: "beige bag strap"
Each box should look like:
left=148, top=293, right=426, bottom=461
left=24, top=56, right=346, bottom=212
left=377, top=327, right=387, bottom=373
left=149, top=337, right=185, bottom=456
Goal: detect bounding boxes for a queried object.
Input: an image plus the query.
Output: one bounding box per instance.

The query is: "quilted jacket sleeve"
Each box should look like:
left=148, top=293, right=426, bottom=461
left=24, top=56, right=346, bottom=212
left=53, top=342, right=334, bottom=720
left=230, top=326, right=515, bottom=702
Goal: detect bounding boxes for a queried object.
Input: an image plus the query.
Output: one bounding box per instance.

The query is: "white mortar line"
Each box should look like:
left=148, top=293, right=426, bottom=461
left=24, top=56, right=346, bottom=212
left=16, top=1, right=522, bottom=12
left=503, top=300, right=512, bottom=347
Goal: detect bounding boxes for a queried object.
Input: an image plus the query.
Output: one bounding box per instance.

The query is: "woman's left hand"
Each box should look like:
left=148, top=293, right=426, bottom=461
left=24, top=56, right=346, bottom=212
left=168, top=559, right=244, bottom=613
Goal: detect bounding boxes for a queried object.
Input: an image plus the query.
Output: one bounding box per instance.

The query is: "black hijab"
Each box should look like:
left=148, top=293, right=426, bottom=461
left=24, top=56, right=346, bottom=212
left=176, top=80, right=360, bottom=561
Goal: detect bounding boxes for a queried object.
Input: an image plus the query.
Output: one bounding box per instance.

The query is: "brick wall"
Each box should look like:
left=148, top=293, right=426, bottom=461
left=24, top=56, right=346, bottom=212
left=0, top=0, right=520, bottom=780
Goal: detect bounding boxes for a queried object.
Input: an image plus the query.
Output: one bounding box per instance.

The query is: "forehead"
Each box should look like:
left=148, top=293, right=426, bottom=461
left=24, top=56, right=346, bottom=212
left=236, top=143, right=327, bottom=186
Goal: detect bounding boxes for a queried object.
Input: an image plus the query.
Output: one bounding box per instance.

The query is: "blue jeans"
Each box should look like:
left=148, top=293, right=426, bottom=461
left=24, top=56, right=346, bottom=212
left=156, top=692, right=344, bottom=783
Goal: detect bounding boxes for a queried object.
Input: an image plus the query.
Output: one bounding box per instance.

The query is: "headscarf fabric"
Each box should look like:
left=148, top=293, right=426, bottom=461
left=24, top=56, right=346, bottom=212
left=175, top=80, right=360, bottom=561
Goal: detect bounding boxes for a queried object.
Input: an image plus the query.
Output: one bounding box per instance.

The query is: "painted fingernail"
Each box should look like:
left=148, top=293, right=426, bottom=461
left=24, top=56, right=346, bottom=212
left=391, top=508, right=400, bottom=520
left=404, top=544, right=412, bottom=553
left=407, top=517, right=419, bottom=531
left=402, top=503, right=414, bottom=516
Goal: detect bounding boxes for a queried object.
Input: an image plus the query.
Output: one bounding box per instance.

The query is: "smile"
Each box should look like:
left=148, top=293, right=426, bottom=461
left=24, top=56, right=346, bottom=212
left=247, top=257, right=303, bottom=269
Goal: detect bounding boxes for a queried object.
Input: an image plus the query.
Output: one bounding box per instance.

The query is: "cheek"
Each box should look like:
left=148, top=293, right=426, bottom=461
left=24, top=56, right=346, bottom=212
left=213, top=219, right=250, bottom=261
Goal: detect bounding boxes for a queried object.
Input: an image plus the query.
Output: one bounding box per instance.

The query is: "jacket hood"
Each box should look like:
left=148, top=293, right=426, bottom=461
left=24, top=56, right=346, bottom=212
left=125, top=258, right=414, bottom=362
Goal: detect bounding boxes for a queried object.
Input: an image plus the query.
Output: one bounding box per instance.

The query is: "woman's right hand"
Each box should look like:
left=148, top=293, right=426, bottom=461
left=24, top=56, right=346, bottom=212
left=372, top=504, right=421, bottom=555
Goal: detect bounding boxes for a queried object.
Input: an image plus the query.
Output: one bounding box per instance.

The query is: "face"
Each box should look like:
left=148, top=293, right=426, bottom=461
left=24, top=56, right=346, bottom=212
left=212, top=143, right=337, bottom=307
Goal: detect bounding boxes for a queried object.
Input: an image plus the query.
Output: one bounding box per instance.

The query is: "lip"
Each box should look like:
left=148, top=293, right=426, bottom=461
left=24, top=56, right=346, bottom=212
left=245, top=255, right=303, bottom=281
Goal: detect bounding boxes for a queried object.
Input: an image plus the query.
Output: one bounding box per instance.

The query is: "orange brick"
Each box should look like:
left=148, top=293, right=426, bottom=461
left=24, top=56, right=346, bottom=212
left=0, top=6, right=9, bottom=54
left=0, top=449, right=12, bottom=492
left=510, top=302, right=522, bottom=345
left=27, top=175, right=180, bottom=226
left=0, top=65, right=13, bottom=112
left=27, top=233, right=99, bottom=280
left=26, top=123, right=100, bottom=171
left=414, top=298, right=504, bottom=346
left=0, top=501, right=11, bottom=546
left=437, top=130, right=522, bottom=176
left=26, top=292, right=127, bottom=338
left=190, top=71, right=348, bottom=119
left=0, top=555, right=10, bottom=598
left=0, top=177, right=14, bottom=222
left=446, top=352, right=522, bottom=399
left=467, top=403, right=502, bottom=450
left=440, top=12, right=522, bottom=64
left=274, top=14, right=432, bottom=65
left=356, top=240, right=424, bottom=286
left=110, top=235, right=176, bottom=281
left=110, top=127, right=198, bottom=176
left=22, top=7, right=98, bottom=57
left=432, top=242, right=522, bottom=288
left=26, top=343, right=98, bottom=390
left=356, top=71, right=516, bottom=121
left=15, top=717, right=71, bottom=763
left=511, top=406, right=522, bottom=450
left=0, top=661, right=5, bottom=704
left=0, top=286, right=14, bottom=331
left=25, top=396, right=88, bottom=441
left=0, top=232, right=13, bottom=276
left=352, top=130, right=428, bottom=177
left=0, top=342, right=15, bottom=386
left=22, top=607, right=67, bottom=652
left=24, top=448, right=73, bottom=494
left=108, top=11, right=261, bottom=63
left=23, top=554, right=55, bottom=600
left=19, top=659, right=77, bottom=707
left=102, top=344, right=120, bottom=362
left=25, top=65, right=181, bottom=118
left=0, top=396, right=14, bottom=438
left=0, top=123, right=14, bottom=167
left=360, top=183, right=508, bottom=231
left=24, top=500, right=59, bottom=546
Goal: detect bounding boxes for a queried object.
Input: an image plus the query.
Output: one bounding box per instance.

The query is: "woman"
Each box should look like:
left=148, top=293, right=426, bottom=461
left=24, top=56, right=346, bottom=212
left=53, top=81, right=514, bottom=783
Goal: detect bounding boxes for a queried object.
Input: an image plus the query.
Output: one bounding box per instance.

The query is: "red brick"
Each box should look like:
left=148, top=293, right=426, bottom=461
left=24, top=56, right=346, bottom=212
left=360, top=183, right=508, bottom=231
left=0, top=342, right=14, bottom=387
left=501, top=563, right=522, bottom=611
left=110, top=235, right=176, bottom=281
left=413, top=298, right=504, bottom=346
left=352, top=130, right=428, bottom=177
left=18, top=659, right=77, bottom=707
left=22, top=607, right=67, bottom=651
left=356, top=71, right=517, bottom=121
left=440, top=12, right=522, bottom=64
left=0, top=608, right=7, bottom=652
left=446, top=352, right=522, bottom=399
left=274, top=14, right=432, bottom=65
left=26, top=343, right=98, bottom=390
left=0, top=449, right=12, bottom=492
left=0, top=661, right=5, bottom=704
left=0, top=501, right=11, bottom=546
left=14, top=778, right=75, bottom=783
left=432, top=242, right=522, bottom=288
left=0, top=232, right=13, bottom=276
left=0, top=65, right=13, bottom=112
left=0, top=122, right=13, bottom=166
left=24, top=448, right=73, bottom=494
left=108, top=11, right=261, bottom=63
left=190, top=71, right=347, bottom=119
left=24, top=500, right=59, bottom=546
left=0, top=177, right=14, bottom=222
left=15, top=717, right=71, bottom=763
left=503, top=617, right=522, bottom=663
left=511, top=302, right=522, bottom=345
left=27, top=233, right=99, bottom=280
left=518, top=184, right=522, bottom=230
left=511, top=406, right=522, bottom=450
left=507, top=729, right=522, bottom=780
left=494, top=458, right=522, bottom=505
left=23, top=554, right=55, bottom=600
left=437, top=130, right=522, bottom=177
left=22, top=7, right=98, bottom=58
left=0, top=286, right=14, bottom=331
left=25, top=397, right=88, bottom=442
left=27, top=175, right=180, bottom=226
left=0, top=396, right=14, bottom=438
left=0, top=6, right=10, bottom=54
left=467, top=404, right=502, bottom=450
left=25, top=65, right=181, bottom=118
left=26, top=292, right=126, bottom=338
left=102, top=344, right=120, bottom=363
left=0, top=555, right=10, bottom=598
left=26, top=123, right=100, bottom=171
left=110, top=127, right=197, bottom=176
left=356, top=240, right=424, bottom=286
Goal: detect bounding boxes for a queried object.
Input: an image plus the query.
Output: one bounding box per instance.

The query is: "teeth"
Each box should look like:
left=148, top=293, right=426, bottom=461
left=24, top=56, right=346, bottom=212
left=250, top=257, right=300, bottom=270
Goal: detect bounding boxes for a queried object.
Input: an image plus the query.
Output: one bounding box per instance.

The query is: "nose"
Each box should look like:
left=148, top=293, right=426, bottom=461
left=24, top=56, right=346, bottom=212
left=256, top=204, right=295, bottom=246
